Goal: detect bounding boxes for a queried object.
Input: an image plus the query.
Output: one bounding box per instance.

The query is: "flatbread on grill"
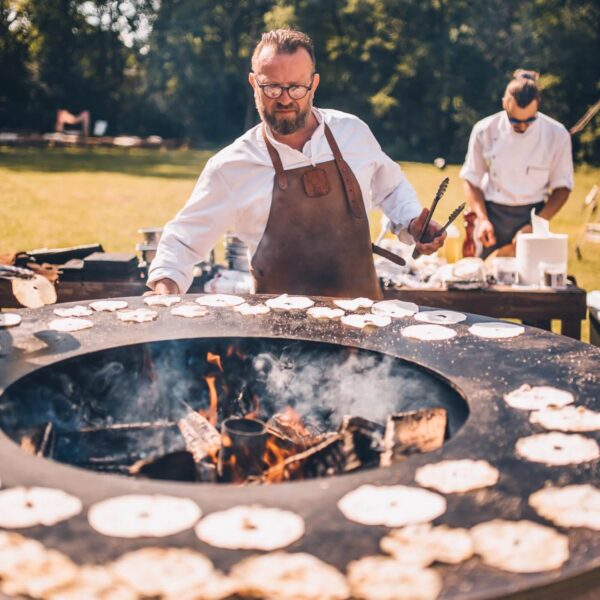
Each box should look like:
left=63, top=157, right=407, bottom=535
left=0, top=313, right=21, bottom=327
left=0, top=532, right=47, bottom=577
left=504, top=384, right=574, bottom=410
left=338, top=484, right=446, bottom=527
left=346, top=556, right=442, bottom=600
left=171, top=303, right=208, bottom=318
left=414, top=310, right=467, bottom=325
left=196, top=294, right=245, bottom=307
left=48, top=317, right=94, bottom=332
left=415, top=459, right=499, bottom=494
left=333, top=297, right=374, bottom=311
left=89, top=300, right=129, bottom=312
left=234, top=302, right=271, bottom=315
left=53, top=305, right=93, bottom=317
left=116, top=308, right=158, bottom=323
left=529, top=484, right=600, bottom=530
left=48, top=565, right=137, bottom=600
left=468, top=321, right=524, bottom=339
left=470, top=519, right=569, bottom=573
left=231, top=552, right=349, bottom=600
left=307, top=306, right=345, bottom=320
left=195, top=505, right=305, bottom=550
left=515, top=432, right=599, bottom=465
left=1, top=548, right=78, bottom=599
left=0, top=487, right=82, bottom=528
left=111, top=547, right=215, bottom=598
left=529, top=405, right=600, bottom=431
left=381, top=524, right=474, bottom=566
left=88, top=494, right=201, bottom=538
left=265, top=294, right=315, bottom=310
left=12, top=274, right=57, bottom=308
left=402, top=324, right=457, bottom=341
left=341, top=314, right=391, bottom=329
left=143, top=294, right=181, bottom=307
left=372, top=299, right=418, bottom=318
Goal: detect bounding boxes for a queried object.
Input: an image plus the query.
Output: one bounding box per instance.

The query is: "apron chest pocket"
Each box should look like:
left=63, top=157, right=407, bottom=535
left=302, top=168, right=330, bottom=197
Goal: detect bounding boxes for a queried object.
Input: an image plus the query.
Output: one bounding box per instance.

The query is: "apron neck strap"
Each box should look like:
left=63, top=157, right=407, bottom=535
left=262, top=124, right=288, bottom=190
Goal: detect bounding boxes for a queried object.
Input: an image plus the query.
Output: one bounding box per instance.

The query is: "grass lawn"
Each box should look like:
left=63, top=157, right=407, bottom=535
left=1, top=146, right=598, bottom=337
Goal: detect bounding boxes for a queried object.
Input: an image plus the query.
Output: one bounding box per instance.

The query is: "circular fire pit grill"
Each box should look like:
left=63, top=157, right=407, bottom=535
left=0, top=294, right=598, bottom=600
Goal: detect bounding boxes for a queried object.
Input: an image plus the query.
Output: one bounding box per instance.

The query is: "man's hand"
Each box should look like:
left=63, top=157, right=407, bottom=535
left=143, top=278, right=180, bottom=296
left=408, top=208, right=447, bottom=255
left=477, top=218, right=497, bottom=248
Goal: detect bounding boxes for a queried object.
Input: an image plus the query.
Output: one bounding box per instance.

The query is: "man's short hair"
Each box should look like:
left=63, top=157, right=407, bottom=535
left=251, top=29, right=315, bottom=72
left=505, top=69, right=541, bottom=108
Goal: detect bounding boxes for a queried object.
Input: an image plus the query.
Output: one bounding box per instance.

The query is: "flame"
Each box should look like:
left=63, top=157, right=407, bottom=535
left=206, top=352, right=223, bottom=372
left=204, top=376, right=219, bottom=426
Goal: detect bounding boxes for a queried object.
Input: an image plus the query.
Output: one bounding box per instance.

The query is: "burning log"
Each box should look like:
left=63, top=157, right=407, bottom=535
left=380, top=408, right=447, bottom=467
left=177, top=412, right=221, bottom=463
left=129, top=450, right=198, bottom=482
left=339, top=416, right=385, bottom=472
left=19, top=422, right=54, bottom=457
left=217, top=417, right=267, bottom=483
left=267, top=407, right=325, bottom=449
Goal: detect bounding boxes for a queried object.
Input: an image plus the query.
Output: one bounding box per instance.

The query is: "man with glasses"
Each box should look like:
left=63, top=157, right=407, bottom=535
left=148, top=28, right=445, bottom=299
left=460, top=70, right=573, bottom=258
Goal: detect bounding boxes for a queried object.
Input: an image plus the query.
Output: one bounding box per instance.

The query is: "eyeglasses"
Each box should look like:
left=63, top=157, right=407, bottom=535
left=508, top=115, right=537, bottom=125
left=255, top=75, right=315, bottom=100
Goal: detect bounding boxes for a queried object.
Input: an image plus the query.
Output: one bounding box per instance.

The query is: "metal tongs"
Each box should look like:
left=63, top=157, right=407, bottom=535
left=0, top=264, right=57, bottom=308
left=0, top=264, right=36, bottom=281
left=412, top=177, right=449, bottom=259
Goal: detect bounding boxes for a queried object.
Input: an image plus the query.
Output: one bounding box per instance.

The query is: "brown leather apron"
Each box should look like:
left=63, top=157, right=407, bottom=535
left=251, top=124, right=383, bottom=299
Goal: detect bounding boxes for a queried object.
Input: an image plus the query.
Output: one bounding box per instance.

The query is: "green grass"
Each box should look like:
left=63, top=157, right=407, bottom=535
left=1, top=146, right=598, bottom=338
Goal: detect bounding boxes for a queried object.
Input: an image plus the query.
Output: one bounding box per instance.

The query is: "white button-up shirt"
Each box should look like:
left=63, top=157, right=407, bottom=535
left=148, top=107, right=422, bottom=292
left=459, top=111, right=573, bottom=206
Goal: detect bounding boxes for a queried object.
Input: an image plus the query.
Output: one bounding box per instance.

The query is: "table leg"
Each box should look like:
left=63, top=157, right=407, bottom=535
left=561, top=318, right=582, bottom=340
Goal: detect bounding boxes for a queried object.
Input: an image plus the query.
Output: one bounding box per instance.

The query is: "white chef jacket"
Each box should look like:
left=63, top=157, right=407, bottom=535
left=148, top=107, right=423, bottom=293
left=459, top=111, right=573, bottom=207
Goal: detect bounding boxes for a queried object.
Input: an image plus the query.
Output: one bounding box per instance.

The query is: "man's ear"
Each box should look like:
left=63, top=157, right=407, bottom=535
left=312, top=72, right=320, bottom=95
left=248, top=72, right=256, bottom=90
left=502, top=95, right=509, bottom=111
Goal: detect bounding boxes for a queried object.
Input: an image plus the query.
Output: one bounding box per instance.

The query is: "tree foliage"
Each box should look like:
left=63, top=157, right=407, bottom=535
left=1, top=0, right=598, bottom=162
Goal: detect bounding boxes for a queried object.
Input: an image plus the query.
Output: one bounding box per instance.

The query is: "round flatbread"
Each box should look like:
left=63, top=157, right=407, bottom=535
left=470, top=519, right=569, bottom=573
left=111, top=547, right=214, bottom=598
left=341, top=314, right=391, bottom=329
left=195, top=505, right=304, bottom=550
left=144, top=295, right=181, bottom=307
left=265, top=294, right=314, bottom=310
left=88, top=494, right=201, bottom=538
left=415, top=459, right=499, bottom=494
left=116, top=308, right=158, bottom=323
left=48, top=565, right=137, bottom=600
left=196, top=294, right=245, bottom=307
left=12, top=275, right=57, bottom=308
left=529, top=484, right=600, bottom=530
left=347, top=556, right=442, bottom=600
left=234, top=302, right=271, bottom=316
left=333, top=297, right=374, bottom=311
left=53, top=305, right=93, bottom=317
left=307, top=306, right=345, bottom=320
left=171, top=304, right=208, bottom=318
left=338, top=485, right=446, bottom=527
left=381, top=524, right=474, bottom=566
left=231, top=552, right=349, bottom=600
left=0, top=532, right=48, bottom=577
left=414, top=310, right=466, bottom=325
left=402, top=324, right=456, bottom=341
left=504, top=384, right=574, bottom=411
left=1, top=548, right=78, bottom=599
left=48, top=317, right=94, bottom=332
left=0, top=487, right=82, bottom=528
left=0, top=313, right=21, bottom=327
left=468, top=322, right=524, bottom=339
left=372, top=300, right=418, bottom=318
left=89, top=300, right=129, bottom=312
left=516, top=432, right=599, bottom=465
left=529, top=405, right=600, bottom=432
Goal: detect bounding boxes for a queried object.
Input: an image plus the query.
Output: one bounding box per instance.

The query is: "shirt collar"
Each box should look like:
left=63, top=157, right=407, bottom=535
left=263, top=107, right=325, bottom=158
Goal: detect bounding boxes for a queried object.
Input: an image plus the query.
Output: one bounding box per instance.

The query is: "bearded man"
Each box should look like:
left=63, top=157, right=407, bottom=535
left=148, top=29, right=445, bottom=299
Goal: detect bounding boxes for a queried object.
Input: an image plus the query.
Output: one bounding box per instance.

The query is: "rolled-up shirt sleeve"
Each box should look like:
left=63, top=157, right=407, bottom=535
left=148, top=159, right=233, bottom=292
left=459, top=126, right=487, bottom=188
left=549, top=130, right=574, bottom=191
left=366, top=129, right=422, bottom=244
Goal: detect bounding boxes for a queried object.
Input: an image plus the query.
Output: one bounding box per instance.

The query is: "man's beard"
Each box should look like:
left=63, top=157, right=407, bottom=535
left=256, top=94, right=312, bottom=135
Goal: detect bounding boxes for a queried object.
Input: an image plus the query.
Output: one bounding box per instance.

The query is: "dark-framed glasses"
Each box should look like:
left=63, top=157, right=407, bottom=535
left=256, top=74, right=315, bottom=100
left=508, top=114, right=537, bottom=125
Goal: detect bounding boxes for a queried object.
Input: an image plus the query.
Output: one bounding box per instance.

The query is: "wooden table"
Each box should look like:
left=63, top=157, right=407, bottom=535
left=0, top=279, right=588, bottom=340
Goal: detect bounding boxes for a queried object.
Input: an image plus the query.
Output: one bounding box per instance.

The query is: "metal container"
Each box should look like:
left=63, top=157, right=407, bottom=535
left=137, top=227, right=163, bottom=245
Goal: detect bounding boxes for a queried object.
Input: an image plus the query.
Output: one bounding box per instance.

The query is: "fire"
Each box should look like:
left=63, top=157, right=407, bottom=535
left=206, top=352, right=223, bottom=372
left=204, top=375, right=219, bottom=426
